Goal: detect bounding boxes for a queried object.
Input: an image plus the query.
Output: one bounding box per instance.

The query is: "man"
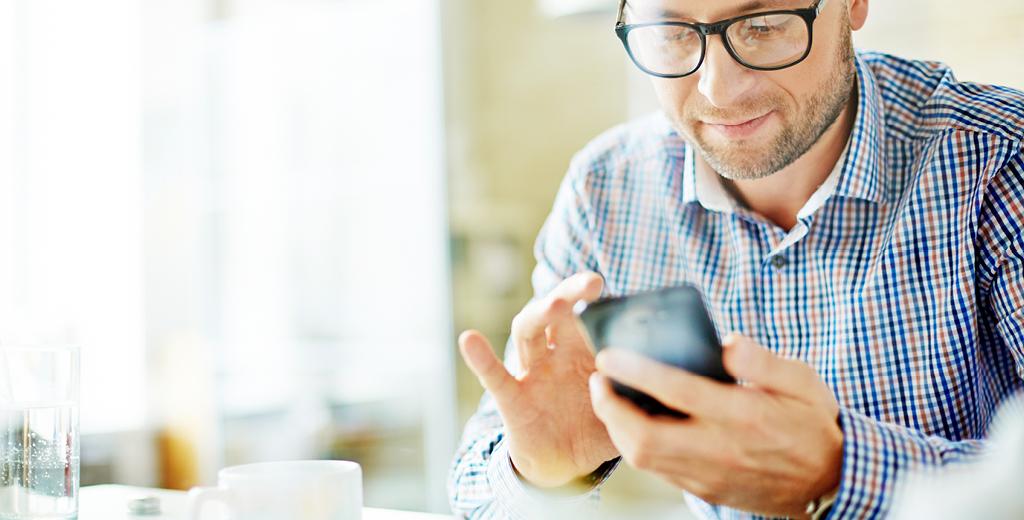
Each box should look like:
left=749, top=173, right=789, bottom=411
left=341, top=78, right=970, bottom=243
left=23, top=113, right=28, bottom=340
left=449, top=0, right=1024, bottom=517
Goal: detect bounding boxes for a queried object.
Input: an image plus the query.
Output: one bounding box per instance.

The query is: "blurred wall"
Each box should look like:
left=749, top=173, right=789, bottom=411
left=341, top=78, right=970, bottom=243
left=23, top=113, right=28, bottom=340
left=443, top=1, right=627, bottom=423
left=854, top=0, right=1024, bottom=89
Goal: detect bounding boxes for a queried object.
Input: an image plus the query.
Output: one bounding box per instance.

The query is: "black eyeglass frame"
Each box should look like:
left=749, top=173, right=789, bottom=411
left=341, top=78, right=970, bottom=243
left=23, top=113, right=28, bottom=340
left=615, top=0, right=829, bottom=78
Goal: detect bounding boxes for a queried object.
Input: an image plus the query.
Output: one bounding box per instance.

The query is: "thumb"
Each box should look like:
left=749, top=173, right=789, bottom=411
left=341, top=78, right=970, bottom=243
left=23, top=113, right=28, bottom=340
left=722, top=333, right=817, bottom=397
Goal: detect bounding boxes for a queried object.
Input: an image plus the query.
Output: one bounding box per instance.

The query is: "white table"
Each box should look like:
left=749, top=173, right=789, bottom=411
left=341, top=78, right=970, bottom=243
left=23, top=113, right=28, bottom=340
left=81, top=485, right=454, bottom=520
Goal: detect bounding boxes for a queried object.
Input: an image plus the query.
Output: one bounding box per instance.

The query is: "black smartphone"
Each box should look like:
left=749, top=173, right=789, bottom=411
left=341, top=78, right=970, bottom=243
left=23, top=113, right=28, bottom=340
left=577, top=283, right=734, bottom=418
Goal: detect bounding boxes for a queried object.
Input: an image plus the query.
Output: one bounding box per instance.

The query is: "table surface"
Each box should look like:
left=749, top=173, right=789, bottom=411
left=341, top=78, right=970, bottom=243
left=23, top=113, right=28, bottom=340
left=80, top=485, right=454, bottom=520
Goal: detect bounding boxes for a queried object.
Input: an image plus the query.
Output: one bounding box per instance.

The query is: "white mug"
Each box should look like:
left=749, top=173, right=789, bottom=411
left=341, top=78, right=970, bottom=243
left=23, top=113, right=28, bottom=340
left=187, top=460, right=362, bottom=520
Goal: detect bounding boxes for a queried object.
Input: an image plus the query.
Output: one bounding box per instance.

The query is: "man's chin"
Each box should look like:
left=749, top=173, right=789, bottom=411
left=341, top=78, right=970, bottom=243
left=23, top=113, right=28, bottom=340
left=695, top=139, right=783, bottom=180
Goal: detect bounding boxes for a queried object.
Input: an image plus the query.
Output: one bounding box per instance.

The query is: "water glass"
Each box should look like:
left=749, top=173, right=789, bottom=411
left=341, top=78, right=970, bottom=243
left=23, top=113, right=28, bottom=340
left=0, top=346, right=80, bottom=520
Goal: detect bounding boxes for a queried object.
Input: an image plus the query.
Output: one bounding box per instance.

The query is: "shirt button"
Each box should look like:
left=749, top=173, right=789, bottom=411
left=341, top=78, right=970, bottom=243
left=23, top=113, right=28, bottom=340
left=770, top=255, right=788, bottom=269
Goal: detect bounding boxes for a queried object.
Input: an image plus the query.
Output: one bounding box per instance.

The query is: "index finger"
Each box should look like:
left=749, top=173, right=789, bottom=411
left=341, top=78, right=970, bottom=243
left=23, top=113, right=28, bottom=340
left=590, top=373, right=709, bottom=472
left=595, top=348, right=745, bottom=421
left=550, top=271, right=604, bottom=307
left=510, top=272, right=604, bottom=361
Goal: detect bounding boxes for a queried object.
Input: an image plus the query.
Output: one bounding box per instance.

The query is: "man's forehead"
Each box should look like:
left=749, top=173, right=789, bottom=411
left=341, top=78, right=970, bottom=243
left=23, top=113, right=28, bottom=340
left=628, top=0, right=804, bottom=21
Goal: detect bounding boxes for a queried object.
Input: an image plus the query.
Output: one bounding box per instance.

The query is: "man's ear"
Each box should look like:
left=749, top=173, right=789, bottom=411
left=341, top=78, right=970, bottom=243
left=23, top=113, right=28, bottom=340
left=848, top=0, right=869, bottom=31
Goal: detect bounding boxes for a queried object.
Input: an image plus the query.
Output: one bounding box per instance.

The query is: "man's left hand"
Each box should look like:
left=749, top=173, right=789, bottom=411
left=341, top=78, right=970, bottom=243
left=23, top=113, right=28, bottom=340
left=589, top=333, right=843, bottom=517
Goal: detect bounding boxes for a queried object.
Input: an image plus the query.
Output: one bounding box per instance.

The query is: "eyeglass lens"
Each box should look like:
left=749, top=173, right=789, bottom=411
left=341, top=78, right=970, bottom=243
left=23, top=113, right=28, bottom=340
left=626, top=13, right=809, bottom=76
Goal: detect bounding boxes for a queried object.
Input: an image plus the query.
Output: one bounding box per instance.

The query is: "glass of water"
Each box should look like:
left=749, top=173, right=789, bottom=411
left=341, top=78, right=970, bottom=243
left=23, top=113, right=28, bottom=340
left=0, top=346, right=79, bottom=520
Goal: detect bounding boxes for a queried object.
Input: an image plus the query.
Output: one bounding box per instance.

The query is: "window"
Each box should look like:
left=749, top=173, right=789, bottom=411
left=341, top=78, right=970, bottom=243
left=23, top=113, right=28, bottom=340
left=0, top=0, right=454, bottom=511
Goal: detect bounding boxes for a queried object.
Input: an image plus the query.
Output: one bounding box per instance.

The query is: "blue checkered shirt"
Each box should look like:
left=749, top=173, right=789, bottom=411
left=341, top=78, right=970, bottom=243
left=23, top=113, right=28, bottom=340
left=448, top=50, right=1024, bottom=519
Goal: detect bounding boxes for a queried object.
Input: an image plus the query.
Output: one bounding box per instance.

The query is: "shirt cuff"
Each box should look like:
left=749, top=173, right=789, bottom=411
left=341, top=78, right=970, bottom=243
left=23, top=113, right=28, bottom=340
left=828, top=407, right=939, bottom=519
left=485, top=437, right=615, bottom=519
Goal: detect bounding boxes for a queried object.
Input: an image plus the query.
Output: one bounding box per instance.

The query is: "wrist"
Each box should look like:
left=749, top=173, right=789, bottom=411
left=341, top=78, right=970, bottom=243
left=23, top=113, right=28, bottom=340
left=805, top=414, right=844, bottom=516
left=510, top=455, right=620, bottom=495
left=804, top=485, right=839, bottom=520
left=507, top=453, right=574, bottom=489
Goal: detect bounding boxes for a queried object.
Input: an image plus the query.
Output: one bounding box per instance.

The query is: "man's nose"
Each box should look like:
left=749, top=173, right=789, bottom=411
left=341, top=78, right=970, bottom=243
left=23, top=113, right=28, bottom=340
left=696, top=36, right=757, bottom=108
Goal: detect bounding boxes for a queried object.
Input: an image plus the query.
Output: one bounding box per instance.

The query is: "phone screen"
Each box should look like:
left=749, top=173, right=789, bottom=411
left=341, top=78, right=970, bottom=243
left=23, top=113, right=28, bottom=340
left=578, top=283, right=734, bottom=417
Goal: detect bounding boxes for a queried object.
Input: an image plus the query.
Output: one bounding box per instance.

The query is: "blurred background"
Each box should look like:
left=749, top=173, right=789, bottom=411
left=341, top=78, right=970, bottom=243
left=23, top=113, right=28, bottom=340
left=0, top=0, right=1020, bottom=515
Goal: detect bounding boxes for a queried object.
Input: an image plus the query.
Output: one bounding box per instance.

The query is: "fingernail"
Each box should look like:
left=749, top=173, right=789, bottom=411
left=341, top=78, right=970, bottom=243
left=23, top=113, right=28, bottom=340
left=722, top=332, right=740, bottom=346
left=572, top=300, right=588, bottom=315
left=597, top=348, right=637, bottom=378
left=729, top=339, right=751, bottom=369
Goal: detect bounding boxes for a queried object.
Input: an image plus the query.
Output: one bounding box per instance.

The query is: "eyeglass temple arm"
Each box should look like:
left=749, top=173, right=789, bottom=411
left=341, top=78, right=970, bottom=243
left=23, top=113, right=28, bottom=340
left=616, top=0, right=627, bottom=25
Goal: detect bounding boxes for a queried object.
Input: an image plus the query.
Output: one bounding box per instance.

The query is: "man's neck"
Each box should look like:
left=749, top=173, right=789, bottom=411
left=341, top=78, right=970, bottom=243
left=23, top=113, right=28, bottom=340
left=707, top=90, right=858, bottom=232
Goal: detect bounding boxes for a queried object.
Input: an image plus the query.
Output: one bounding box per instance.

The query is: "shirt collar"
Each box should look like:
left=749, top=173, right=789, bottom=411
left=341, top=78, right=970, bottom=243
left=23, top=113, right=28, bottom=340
left=675, top=51, right=889, bottom=209
left=832, top=52, right=888, bottom=204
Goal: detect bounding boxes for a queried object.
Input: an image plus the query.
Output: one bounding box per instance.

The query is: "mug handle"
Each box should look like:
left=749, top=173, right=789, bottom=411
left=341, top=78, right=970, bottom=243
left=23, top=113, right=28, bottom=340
left=187, top=486, right=236, bottom=519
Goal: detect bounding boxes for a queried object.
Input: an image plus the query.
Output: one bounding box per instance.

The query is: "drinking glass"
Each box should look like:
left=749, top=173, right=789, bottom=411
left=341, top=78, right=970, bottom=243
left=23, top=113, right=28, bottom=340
left=0, top=346, right=80, bottom=520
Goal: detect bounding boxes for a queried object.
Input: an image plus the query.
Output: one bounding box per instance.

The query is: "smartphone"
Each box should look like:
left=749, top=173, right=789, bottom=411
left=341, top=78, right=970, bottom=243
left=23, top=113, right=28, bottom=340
left=577, top=283, right=734, bottom=418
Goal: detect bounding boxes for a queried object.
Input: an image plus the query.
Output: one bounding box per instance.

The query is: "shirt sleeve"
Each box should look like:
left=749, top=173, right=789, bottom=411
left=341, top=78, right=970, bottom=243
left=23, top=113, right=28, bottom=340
left=447, top=159, right=616, bottom=519
left=829, top=148, right=1024, bottom=519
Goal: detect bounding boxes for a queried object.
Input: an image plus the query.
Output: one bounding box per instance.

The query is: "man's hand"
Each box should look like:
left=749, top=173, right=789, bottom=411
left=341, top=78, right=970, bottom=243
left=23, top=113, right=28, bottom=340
left=589, top=333, right=843, bottom=517
left=459, top=272, right=620, bottom=488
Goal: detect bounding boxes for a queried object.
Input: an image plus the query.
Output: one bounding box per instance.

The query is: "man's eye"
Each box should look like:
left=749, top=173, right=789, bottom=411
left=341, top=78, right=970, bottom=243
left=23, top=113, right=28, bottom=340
left=738, top=15, right=795, bottom=38
left=658, top=30, right=696, bottom=44
left=748, top=18, right=780, bottom=33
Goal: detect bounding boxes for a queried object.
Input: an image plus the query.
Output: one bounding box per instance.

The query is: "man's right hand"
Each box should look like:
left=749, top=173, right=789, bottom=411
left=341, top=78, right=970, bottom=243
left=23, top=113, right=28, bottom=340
left=458, top=272, right=620, bottom=488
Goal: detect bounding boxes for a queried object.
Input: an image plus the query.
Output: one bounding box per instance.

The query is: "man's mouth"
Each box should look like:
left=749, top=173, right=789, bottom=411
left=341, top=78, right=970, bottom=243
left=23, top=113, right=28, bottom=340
left=701, top=111, right=774, bottom=139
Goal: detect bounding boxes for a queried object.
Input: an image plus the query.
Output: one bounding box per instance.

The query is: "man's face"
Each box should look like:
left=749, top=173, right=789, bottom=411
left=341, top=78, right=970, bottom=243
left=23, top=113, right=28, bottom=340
left=629, top=0, right=857, bottom=180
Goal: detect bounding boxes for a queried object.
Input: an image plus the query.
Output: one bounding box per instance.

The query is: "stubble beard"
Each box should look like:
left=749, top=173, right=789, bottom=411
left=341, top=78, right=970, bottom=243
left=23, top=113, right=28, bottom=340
left=686, top=29, right=857, bottom=181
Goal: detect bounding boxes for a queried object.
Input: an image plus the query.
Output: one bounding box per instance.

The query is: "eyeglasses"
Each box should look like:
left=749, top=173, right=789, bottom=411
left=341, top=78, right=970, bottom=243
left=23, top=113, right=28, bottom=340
left=615, top=0, right=829, bottom=78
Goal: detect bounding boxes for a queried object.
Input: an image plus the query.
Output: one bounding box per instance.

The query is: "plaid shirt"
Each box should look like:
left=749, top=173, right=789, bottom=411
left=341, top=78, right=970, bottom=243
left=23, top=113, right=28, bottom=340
left=448, top=50, right=1024, bottom=519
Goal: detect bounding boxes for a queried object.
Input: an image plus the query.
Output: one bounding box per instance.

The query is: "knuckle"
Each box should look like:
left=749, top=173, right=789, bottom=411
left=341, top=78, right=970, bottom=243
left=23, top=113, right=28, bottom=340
left=702, top=488, right=725, bottom=505
left=491, top=373, right=515, bottom=397
left=627, top=434, right=655, bottom=470
left=669, top=383, right=701, bottom=413
left=796, top=360, right=823, bottom=386
left=544, top=297, right=570, bottom=317
left=509, top=312, right=526, bottom=335
left=687, top=480, right=713, bottom=502
left=734, top=402, right=760, bottom=430
left=682, top=383, right=703, bottom=407
left=567, top=271, right=589, bottom=286
left=725, top=392, right=755, bottom=425
left=715, top=445, right=740, bottom=472
left=719, top=444, right=751, bottom=474
left=632, top=428, right=652, bottom=450
left=512, top=314, right=542, bottom=342
left=693, top=477, right=726, bottom=504
left=623, top=444, right=649, bottom=470
left=589, top=392, right=607, bottom=416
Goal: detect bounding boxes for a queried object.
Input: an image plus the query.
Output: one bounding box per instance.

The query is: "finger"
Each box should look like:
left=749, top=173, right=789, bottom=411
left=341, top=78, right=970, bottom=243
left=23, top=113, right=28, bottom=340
left=721, top=333, right=821, bottom=399
left=548, top=271, right=604, bottom=305
left=511, top=297, right=572, bottom=367
left=546, top=272, right=604, bottom=353
left=589, top=373, right=705, bottom=472
left=459, top=330, right=517, bottom=404
left=511, top=272, right=604, bottom=365
left=595, top=348, right=742, bottom=420
left=588, top=372, right=656, bottom=443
